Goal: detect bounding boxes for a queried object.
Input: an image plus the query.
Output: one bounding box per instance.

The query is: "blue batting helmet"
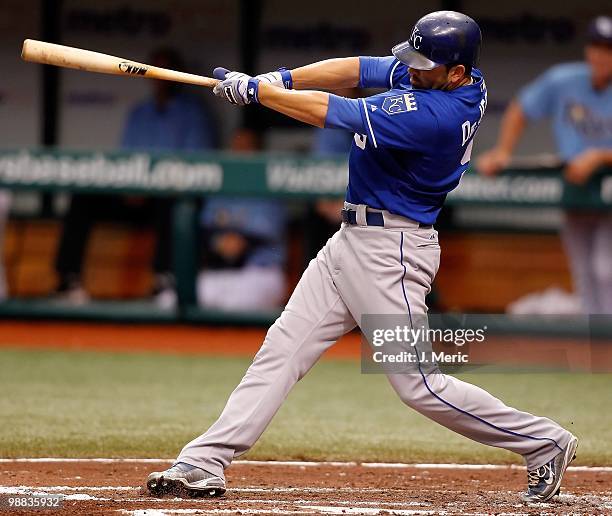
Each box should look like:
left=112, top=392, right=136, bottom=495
left=392, top=11, right=482, bottom=71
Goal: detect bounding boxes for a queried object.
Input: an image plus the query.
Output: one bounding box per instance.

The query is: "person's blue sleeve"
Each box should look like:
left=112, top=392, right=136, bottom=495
left=356, top=91, right=438, bottom=151
left=324, top=94, right=365, bottom=133
left=518, top=67, right=562, bottom=121
left=359, top=56, right=399, bottom=88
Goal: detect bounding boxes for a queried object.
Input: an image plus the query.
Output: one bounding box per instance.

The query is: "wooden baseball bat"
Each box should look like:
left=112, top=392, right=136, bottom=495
left=21, top=39, right=219, bottom=88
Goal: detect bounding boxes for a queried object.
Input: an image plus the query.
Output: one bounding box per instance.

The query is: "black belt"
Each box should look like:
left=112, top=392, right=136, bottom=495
left=341, top=208, right=384, bottom=226
left=341, top=208, right=432, bottom=229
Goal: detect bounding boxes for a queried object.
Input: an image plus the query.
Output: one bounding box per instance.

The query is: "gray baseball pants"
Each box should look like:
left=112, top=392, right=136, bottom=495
left=561, top=210, right=612, bottom=314
left=177, top=205, right=573, bottom=478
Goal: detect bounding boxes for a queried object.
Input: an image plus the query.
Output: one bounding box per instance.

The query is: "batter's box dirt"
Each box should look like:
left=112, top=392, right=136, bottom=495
left=1, top=460, right=611, bottom=515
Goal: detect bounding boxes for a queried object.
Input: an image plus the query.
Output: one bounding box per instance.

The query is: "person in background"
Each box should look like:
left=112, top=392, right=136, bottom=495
left=53, top=47, right=215, bottom=308
left=477, top=16, right=612, bottom=314
left=197, top=127, right=287, bottom=311
left=197, top=197, right=287, bottom=311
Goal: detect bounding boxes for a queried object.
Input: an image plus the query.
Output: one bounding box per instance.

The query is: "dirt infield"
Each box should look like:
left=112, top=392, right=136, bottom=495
left=0, top=322, right=361, bottom=359
left=1, top=460, right=611, bottom=515
left=2, top=321, right=611, bottom=371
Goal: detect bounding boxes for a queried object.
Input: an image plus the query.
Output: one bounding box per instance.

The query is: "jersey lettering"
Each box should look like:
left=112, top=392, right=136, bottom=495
left=461, top=120, right=478, bottom=146
left=460, top=80, right=488, bottom=149
left=354, top=133, right=367, bottom=149
left=478, top=80, right=488, bottom=122
left=461, top=140, right=474, bottom=165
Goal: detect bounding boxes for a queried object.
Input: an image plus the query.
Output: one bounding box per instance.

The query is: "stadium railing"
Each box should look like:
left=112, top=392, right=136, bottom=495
left=0, top=148, right=610, bottom=334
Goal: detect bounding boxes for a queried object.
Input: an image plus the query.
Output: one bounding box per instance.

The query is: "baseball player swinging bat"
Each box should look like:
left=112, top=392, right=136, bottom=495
left=143, top=10, right=579, bottom=505
left=21, top=13, right=578, bottom=506
left=21, top=39, right=219, bottom=88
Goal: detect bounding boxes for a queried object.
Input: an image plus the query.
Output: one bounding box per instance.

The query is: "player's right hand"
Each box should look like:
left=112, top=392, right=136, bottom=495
left=564, top=149, right=604, bottom=185
left=476, top=148, right=510, bottom=177
left=255, top=68, right=293, bottom=89
left=212, top=68, right=252, bottom=106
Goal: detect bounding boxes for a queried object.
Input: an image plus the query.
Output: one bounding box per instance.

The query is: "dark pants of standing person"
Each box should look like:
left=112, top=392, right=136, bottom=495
left=55, top=194, right=173, bottom=289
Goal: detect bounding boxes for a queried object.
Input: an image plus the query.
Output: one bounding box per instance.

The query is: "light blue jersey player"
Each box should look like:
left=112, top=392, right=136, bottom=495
left=478, top=16, right=612, bottom=314
left=147, top=11, right=578, bottom=505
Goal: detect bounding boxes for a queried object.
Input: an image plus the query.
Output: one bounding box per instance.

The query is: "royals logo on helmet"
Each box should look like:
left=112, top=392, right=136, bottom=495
left=409, top=27, right=423, bottom=50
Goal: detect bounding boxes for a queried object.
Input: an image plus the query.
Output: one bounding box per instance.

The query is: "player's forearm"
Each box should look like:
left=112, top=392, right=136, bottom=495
left=257, top=82, right=330, bottom=128
left=495, top=100, right=527, bottom=155
left=290, top=57, right=360, bottom=90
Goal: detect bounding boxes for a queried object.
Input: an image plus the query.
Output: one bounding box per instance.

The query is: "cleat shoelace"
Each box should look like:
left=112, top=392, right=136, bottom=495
left=527, top=464, right=553, bottom=487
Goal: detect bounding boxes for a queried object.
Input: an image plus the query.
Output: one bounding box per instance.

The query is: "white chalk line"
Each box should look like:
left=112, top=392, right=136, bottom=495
left=0, top=486, right=437, bottom=507
left=1, top=458, right=611, bottom=472
left=0, top=487, right=446, bottom=516
left=3, top=485, right=610, bottom=516
left=118, top=510, right=318, bottom=515
left=5, top=485, right=612, bottom=504
left=112, top=505, right=518, bottom=516
left=117, top=511, right=314, bottom=515
left=0, top=485, right=137, bottom=492
left=295, top=508, right=440, bottom=516
left=0, top=485, right=405, bottom=495
left=0, top=458, right=172, bottom=463
left=113, top=508, right=550, bottom=516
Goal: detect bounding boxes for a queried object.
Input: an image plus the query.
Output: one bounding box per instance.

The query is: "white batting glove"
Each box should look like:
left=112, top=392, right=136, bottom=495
left=255, top=68, right=293, bottom=89
left=212, top=68, right=253, bottom=106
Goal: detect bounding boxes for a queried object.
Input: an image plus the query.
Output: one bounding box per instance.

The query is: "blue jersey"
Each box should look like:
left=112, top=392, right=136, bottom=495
left=518, top=62, right=612, bottom=161
left=325, top=56, right=487, bottom=225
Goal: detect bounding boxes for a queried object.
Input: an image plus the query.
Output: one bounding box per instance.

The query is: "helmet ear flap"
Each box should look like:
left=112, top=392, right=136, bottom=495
left=472, top=42, right=481, bottom=67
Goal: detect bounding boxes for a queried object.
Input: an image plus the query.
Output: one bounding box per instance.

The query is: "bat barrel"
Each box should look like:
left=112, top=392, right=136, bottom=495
left=21, top=39, right=218, bottom=88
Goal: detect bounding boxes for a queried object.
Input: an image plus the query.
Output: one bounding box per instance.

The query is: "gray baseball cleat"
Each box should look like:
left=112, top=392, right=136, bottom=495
left=147, top=462, right=226, bottom=498
left=522, top=435, right=578, bottom=503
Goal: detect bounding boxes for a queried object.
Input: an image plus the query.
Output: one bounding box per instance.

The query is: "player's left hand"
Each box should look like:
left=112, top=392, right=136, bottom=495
left=564, top=149, right=603, bottom=185
left=212, top=68, right=253, bottom=106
